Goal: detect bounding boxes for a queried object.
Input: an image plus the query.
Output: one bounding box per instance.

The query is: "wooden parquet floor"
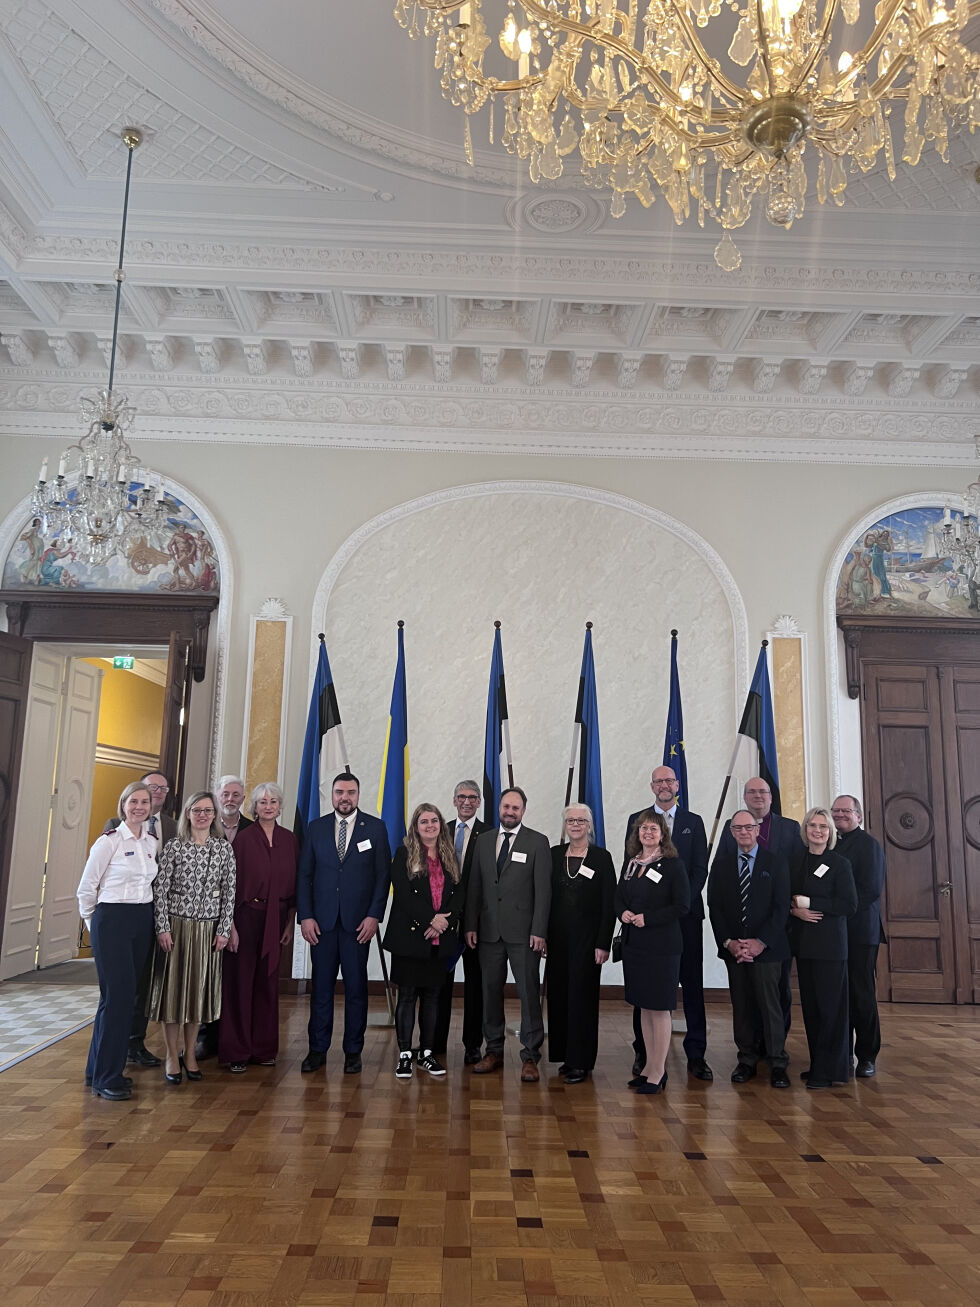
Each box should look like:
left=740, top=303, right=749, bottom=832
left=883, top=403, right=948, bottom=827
left=1, top=997, right=978, bottom=1307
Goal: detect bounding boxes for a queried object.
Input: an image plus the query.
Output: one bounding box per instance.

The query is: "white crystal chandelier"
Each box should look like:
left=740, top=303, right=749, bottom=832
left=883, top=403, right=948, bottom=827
left=395, top=0, right=980, bottom=267
left=30, top=128, right=171, bottom=568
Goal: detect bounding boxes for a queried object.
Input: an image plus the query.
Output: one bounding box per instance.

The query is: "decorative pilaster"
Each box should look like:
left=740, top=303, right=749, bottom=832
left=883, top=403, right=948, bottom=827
left=768, top=615, right=808, bottom=823
left=239, top=598, right=292, bottom=800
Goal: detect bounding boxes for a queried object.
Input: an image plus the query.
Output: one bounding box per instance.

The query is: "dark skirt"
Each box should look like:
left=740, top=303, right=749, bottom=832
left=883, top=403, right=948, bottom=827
left=623, top=945, right=680, bottom=1011
left=391, top=950, right=446, bottom=989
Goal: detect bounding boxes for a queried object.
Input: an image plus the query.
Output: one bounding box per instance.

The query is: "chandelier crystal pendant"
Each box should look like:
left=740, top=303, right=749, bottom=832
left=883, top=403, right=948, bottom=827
left=30, top=127, right=172, bottom=569
left=394, top=0, right=980, bottom=268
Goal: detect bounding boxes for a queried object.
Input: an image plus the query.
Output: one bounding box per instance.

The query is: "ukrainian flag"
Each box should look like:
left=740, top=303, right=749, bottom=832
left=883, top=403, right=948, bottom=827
left=378, top=621, right=410, bottom=849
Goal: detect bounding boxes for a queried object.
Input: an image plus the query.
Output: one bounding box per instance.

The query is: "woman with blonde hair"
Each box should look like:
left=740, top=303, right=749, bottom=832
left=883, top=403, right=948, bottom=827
left=382, top=803, right=464, bottom=1079
left=148, top=790, right=236, bottom=1084
left=77, top=780, right=159, bottom=1101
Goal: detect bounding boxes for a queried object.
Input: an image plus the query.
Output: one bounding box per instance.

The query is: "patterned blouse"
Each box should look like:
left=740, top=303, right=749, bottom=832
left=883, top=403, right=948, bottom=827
left=153, top=835, right=236, bottom=938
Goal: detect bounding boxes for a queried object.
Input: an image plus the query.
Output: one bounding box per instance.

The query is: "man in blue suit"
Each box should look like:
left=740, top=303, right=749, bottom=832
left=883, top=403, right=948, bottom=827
left=297, top=772, right=391, bottom=1074
left=624, top=765, right=712, bottom=1082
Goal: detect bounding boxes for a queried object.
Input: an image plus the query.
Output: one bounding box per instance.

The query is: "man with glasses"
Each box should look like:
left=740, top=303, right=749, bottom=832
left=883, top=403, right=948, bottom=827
left=103, top=770, right=175, bottom=1068
left=624, top=765, right=712, bottom=1082
left=433, top=780, right=489, bottom=1065
left=707, top=810, right=791, bottom=1088
left=831, top=795, right=886, bottom=1078
left=714, top=777, right=801, bottom=1032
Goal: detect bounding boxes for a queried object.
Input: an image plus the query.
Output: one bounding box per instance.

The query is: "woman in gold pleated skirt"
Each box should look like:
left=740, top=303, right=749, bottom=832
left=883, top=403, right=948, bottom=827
left=149, top=791, right=236, bottom=1083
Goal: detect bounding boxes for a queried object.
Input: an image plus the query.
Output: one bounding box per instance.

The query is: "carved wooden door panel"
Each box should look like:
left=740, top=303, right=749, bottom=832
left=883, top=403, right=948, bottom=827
left=938, top=665, right=980, bottom=1002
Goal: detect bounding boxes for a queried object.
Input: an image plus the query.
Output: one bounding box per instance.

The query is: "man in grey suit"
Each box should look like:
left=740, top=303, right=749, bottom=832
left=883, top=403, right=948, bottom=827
left=464, top=787, right=551, bottom=1082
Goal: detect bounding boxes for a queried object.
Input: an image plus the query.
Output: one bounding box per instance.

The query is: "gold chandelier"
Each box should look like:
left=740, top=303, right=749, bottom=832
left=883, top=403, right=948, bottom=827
left=394, top=0, right=980, bottom=267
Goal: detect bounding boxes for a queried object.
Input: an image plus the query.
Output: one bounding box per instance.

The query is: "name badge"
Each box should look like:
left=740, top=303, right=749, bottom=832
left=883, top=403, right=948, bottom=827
left=511, top=851, right=527, bottom=863
left=124, top=849, right=135, bottom=856
left=814, top=864, right=829, bottom=878
left=578, top=865, right=595, bottom=880
left=357, top=839, right=372, bottom=852
left=648, top=869, right=662, bottom=884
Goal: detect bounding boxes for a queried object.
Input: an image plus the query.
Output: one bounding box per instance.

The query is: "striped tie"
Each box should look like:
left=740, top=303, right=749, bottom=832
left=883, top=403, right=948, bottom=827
left=455, top=821, right=465, bottom=858
left=738, top=854, right=751, bottom=927
left=338, top=818, right=349, bottom=860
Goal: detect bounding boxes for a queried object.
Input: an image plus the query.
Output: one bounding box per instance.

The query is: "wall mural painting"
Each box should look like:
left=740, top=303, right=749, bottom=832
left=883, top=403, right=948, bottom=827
left=2, top=489, right=219, bottom=594
left=837, top=506, right=979, bottom=618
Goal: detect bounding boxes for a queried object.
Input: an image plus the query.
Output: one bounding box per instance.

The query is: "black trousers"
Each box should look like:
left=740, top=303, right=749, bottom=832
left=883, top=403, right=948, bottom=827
left=797, top=957, right=850, bottom=1084
left=396, top=983, right=441, bottom=1053
left=848, top=943, right=882, bottom=1063
left=546, top=940, right=601, bottom=1071
left=87, top=901, right=154, bottom=1091
left=724, top=955, right=788, bottom=1069
left=432, top=944, right=483, bottom=1054
left=633, top=912, right=706, bottom=1064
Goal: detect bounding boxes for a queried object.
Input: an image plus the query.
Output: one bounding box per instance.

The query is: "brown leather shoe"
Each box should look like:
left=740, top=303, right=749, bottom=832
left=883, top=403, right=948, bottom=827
left=472, top=1052, right=504, bottom=1074
left=520, top=1061, right=540, bottom=1083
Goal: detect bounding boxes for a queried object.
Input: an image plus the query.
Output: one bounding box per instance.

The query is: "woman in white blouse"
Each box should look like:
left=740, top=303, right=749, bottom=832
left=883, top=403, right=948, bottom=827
left=77, top=780, right=159, bottom=1101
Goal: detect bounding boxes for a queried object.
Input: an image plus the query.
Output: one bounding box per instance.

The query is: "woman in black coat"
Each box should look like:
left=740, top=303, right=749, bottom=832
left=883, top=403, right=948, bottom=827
left=616, top=809, right=690, bottom=1095
left=382, top=803, right=464, bottom=1080
left=789, top=806, right=858, bottom=1089
left=546, top=803, right=616, bottom=1084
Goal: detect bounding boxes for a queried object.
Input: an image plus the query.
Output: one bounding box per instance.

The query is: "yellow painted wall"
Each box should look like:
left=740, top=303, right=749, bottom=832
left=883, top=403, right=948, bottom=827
left=88, top=762, right=145, bottom=848
left=83, top=661, right=165, bottom=848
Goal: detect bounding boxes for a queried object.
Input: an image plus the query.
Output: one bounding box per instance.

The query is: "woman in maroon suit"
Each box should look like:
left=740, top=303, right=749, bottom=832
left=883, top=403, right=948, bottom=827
left=220, top=783, right=298, bottom=1072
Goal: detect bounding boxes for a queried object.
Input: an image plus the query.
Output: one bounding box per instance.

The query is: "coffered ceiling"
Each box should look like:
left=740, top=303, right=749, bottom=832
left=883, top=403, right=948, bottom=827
left=0, top=0, right=978, bottom=464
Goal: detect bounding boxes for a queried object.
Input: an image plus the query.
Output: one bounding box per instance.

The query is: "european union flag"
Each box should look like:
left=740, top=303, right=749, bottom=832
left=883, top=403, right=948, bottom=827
left=377, top=622, right=410, bottom=849
left=663, top=629, right=689, bottom=811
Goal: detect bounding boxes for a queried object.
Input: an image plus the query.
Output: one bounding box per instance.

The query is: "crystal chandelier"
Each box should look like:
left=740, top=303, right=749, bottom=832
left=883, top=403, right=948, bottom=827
left=394, top=0, right=980, bottom=268
left=30, top=128, right=171, bottom=568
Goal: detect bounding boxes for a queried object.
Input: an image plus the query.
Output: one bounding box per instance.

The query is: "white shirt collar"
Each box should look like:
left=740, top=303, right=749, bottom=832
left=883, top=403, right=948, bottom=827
left=335, top=808, right=358, bottom=825
left=655, top=803, right=678, bottom=818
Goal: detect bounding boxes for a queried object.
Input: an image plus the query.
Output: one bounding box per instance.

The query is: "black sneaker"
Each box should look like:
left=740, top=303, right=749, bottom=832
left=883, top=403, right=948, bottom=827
left=395, top=1053, right=414, bottom=1080
left=417, top=1051, right=447, bottom=1078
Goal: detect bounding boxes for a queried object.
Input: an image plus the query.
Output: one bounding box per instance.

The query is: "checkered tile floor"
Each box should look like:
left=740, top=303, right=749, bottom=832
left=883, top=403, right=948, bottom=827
left=0, top=961, right=99, bottom=1072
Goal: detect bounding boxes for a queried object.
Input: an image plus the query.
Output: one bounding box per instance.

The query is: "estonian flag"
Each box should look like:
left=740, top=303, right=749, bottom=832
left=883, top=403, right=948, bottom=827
left=295, top=634, right=349, bottom=841
left=735, top=643, right=781, bottom=813
left=377, top=622, right=410, bottom=850
left=566, top=624, right=605, bottom=846
left=663, top=629, right=689, bottom=812
left=483, top=623, right=512, bottom=827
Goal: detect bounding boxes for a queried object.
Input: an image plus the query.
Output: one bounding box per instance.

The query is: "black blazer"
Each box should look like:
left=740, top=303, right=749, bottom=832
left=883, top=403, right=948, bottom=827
left=382, top=846, right=465, bottom=962
left=707, top=845, right=790, bottom=963
left=447, top=816, right=489, bottom=903
left=835, top=827, right=886, bottom=946
left=788, top=849, right=858, bottom=961
left=614, top=856, right=690, bottom=956
left=548, top=844, right=617, bottom=951
left=715, top=809, right=802, bottom=863
left=623, top=806, right=708, bottom=920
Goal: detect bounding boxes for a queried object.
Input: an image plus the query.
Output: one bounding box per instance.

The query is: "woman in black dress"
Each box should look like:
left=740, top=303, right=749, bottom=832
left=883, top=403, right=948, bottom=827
left=616, top=809, right=690, bottom=1095
left=789, top=806, right=858, bottom=1089
left=546, top=803, right=616, bottom=1084
left=382, top=803, right=464, bottom=1080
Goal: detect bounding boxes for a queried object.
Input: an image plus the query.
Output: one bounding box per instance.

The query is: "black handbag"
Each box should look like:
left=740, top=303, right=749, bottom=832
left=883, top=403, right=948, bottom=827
left=611, top=929, right=623, bottom=963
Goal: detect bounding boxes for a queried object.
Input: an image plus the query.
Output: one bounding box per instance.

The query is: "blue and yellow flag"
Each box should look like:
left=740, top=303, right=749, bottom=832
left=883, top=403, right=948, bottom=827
left=663, top=630, right=689, bottom=812
left=378, top=622, right=410, bottom=849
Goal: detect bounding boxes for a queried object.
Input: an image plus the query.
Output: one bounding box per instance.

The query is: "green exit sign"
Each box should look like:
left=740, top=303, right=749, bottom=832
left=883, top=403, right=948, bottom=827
left=112, top=656, right=135, bottom=670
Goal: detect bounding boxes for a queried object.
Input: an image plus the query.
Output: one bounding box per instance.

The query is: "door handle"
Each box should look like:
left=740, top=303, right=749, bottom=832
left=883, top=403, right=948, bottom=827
left=937, top=882, right=952, bottom=896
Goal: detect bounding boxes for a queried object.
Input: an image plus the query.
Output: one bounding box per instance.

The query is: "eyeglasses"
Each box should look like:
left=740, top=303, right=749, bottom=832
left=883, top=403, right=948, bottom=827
left=565, top=817, right=590, bottom=825
left=731, top=823, right=760, bottom=833
left=190, top=807, right=215, bottom=817
left=146, top=784, right=169, bottom=793
left=830, top=808, right=856, bottom=815
left=456, top=794, right=480, bottom=803
left=744, top=788, right=770, bottom=796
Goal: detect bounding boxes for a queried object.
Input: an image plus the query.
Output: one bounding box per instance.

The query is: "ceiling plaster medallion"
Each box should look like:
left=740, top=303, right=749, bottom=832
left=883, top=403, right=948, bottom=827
left=506, top=193, right=605, bottom=235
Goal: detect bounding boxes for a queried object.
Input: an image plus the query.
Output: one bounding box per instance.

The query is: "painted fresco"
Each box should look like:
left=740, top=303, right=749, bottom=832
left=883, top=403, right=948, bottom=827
left=2, top=489, right=219, bottom=594
left=837, top=506, right=979, bottom=617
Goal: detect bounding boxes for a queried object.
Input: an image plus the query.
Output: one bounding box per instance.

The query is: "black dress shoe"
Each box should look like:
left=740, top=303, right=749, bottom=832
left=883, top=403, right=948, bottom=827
left=731, top=1063, right=757, bottom=1083
left=770, top=1068, right=791, bottom=1089
left=687, top=1058, right=713, bottom=1081
left=855, top=1059, right=876, bottom=1078
left=301, top=1050, right=326, bottom=1073
left=799, top=1068, right=811, bottom=1080
left=557, top=1063, right=571, bottom=1076
left=86, top=1075, right=132, bottom=1088
left=343, top=1053, right=362, bottom=1074
left=92, top=1085, right=132, bottom=1101
left=563, top=1068, right=589, bottom=1084
left=463, top=1048, right=483, bottom=1066
left=180, top=1055, right=203, bottom=1082
left=805, top=1077, right=832, bottom=1089
left=628, top=1074, right=648, bottom=1088
left=637, top=1072, right=668, bottom=1095
left=126, top=1043, right=162, bottom=1068
left=631, top=1057, right=644, bottom=1077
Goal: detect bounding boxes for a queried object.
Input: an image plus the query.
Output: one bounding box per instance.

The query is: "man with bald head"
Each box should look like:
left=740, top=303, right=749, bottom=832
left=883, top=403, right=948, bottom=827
left=831, top=795, right=886, bottom=1077
left=624, top=765, right=711, bottom=1081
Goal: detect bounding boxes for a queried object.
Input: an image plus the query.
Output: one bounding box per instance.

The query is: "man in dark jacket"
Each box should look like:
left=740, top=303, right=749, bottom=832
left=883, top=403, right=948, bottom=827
left=832, top=794, right=886, bottom=1077
left=708, top=810, right=791, bottom=1088
left=434, top=779, right=489, bottom=1063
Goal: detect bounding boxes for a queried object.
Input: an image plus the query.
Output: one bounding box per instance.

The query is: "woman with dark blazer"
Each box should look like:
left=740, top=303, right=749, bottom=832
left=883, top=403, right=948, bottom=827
left=789, top=806, right=858, bottom=1089
left=616, top=809, right=690, bottom=1095
left=546, top=803, right=616, bottom=1084
left=382, top=802, right=464, bottom=1080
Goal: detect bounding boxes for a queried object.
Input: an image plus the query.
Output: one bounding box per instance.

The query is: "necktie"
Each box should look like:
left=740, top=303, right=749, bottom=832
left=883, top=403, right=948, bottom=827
left=148, top=816, right=157, bottom=837
left=665, top=809, right=674, bottom=833
left=338, top=818, right=349, bottom=860
left=496, top=831, right=512, bottom=877
left=455, top=821, right=465, bottom=858
left=738, top=854, right=751, bottom=927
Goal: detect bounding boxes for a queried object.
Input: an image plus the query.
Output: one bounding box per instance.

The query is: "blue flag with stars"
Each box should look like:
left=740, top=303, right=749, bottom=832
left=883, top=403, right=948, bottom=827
left=663, top=630, right=688, bottom=811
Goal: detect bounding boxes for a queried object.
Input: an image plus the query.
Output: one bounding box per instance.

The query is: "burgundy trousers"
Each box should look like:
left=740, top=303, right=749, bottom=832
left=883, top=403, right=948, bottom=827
left=219, top=902, right=283, bottom=1064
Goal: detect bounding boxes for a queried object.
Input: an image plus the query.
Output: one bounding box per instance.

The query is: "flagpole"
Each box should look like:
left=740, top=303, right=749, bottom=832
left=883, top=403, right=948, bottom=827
left=706, top=638, right=768, bottom=857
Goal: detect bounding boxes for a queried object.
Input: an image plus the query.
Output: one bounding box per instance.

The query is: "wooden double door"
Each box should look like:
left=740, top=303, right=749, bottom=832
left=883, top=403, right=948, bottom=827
left=844, top=618, right=980, bottom=1003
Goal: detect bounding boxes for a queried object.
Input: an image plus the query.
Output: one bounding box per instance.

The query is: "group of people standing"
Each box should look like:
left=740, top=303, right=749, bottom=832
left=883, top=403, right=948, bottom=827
left=77, top=772, right=298, bottom=1101
left=77, top=759, right=885, bottom=1101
